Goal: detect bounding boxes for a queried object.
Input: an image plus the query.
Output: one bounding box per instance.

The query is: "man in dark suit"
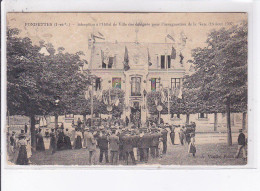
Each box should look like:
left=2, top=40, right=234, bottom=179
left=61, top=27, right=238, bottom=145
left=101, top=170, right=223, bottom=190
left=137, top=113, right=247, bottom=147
left=161, top=126, right=168, bottom=154
left=235, top=129, right=247, bottom=159
left=98, top=129, right=109, bottom=163
left=150, top=129, right=160, bottom=158
left=139, top=129, right=150, bottom=163
left=122, top=131, right=136, bottom=165
left=108, top=129, right=119, bottom=165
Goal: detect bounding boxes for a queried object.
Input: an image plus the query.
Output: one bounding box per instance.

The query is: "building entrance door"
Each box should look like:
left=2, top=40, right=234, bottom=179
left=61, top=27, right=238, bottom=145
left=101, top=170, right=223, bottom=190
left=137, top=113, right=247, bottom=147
left=130, top=102, right=141, bottom=128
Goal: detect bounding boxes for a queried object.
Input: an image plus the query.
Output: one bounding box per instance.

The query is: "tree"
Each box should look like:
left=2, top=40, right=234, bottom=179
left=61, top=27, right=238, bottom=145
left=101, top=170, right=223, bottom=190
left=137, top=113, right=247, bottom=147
left=7, top=28, right=90, bottom=148
left=183, top=22, right=247, bottom=145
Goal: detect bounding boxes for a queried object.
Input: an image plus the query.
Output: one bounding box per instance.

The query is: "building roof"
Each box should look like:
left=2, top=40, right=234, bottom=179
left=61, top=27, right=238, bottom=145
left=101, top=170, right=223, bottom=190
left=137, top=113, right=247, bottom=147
left=89, top=41, right=185, bottom=70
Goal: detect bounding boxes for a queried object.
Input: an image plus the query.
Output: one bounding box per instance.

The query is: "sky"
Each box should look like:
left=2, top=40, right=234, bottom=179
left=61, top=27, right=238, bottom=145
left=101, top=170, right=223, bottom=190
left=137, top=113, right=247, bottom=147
left=7, top=12, right=247, bottom=70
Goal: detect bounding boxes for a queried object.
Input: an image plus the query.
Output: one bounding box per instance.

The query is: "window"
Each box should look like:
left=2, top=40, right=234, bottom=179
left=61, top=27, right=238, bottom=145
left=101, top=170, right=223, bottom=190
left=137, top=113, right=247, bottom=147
left=108, top=57, right=113, bottom=68
left=198, top=113, right=208, bottom=119
left=131, top=77, right=141, bottom=96
left=171, top=78, right=181, bottom=89
left=167, top=55, right=171, bottom=68
left=161, top=55, right=165, bottom=69
left=112, top=78, right=121, bottom=89
left=161, top=55, right=171, bottom=69
left=102, top=56, right=114, bottom=69
left=151, top=78, right=160, bottom=91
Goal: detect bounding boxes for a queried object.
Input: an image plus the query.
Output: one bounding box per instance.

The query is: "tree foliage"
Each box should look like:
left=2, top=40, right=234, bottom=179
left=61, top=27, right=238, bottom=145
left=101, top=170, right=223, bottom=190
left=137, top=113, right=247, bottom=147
left=7, top=27, right=90, bottom=117
left=183, top=22, right=247, bottom=113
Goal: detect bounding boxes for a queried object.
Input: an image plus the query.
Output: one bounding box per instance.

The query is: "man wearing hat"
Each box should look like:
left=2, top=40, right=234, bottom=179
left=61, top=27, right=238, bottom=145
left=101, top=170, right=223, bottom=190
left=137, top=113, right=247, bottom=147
left=138, top=128, right=150, bottom=163
left=85, top=128, right=97, bottom=165
left=234, top=129, right=247, bottom=159
left=150, top=128, right=160, bottom=158
left=109, top=128, right=120, bottom=165
left=161, top=125, right=168, bottom=154
left=10, top=131, right=16, bottom=153
left=97, top=129, right=109, bottom=163
left=122, top=131, right=136, bottom=165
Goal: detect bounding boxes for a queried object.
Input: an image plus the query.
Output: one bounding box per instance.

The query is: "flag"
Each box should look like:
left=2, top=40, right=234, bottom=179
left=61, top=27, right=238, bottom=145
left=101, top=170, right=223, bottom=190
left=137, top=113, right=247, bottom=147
left=189, top=64, right=195, bottom=72
left=180, top=53, right=184, bottom=64
left=178, top=88, right=183, bottom=99
left=84, top=90, right=90, bottom=100
left=180, top=31, right=187, bottom=47
left=103, top=94, right=108, bottom=105
left=155, top=98, right=158, bottom=106
left=167, top=34, right=175, bottom=42
left=123, top=46, right=130, bottom=71
left=161, top=91, right=166, bottom=103
left=115, top=97, right=120, bottom=106
left=147, top=48, right=152, bottom=66
left=171, top=46, right=176, bottom=59
left=98, top=32, right=104, bottom=37
left=92, top=34, right=105, bottom=40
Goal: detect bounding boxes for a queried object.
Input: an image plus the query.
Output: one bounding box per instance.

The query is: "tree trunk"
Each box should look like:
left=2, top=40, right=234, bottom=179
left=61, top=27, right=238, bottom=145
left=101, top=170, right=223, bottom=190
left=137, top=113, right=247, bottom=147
left=30, top=115, right=36, bottom=150
left=186, top=113, right=190, bottom=125
left=214, top=113, right=218, bottom=132
left=242, top=112, right=246, bottom=130
left=226, top=97, right=232, bottom=146
left=55, top=114, right=58, bottom=129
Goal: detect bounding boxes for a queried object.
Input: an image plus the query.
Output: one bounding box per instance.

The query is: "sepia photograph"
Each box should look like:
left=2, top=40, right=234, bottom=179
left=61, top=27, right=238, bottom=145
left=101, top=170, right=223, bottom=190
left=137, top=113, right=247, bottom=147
left=5, top=12, right=248, bottom=166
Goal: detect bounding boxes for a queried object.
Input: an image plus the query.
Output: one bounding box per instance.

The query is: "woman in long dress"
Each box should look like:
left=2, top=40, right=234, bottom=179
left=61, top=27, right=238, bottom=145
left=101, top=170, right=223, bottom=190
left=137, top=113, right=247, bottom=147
left=170, top=127, right=175, bottom=145
left=49, top=128, right=57, bottom=154
left=26, top=137, right=32, bottom=163
left=64, top=129, right=72, bottom=149
left=36, top=129, right=45, bottom=151
left=174, top=126, right=181, bottom=145
left=16, top=133, right=29, bottom=165
left=57, top=129, right=65, bottom=150
left=74, top=128, right=83, bottom=149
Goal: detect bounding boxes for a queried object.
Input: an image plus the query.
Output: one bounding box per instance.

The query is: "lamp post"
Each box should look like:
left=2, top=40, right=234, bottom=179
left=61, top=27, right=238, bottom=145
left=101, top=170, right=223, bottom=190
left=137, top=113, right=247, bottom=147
left=143, top=89, right=147, bottom=124
left=157, top=104, right=163, bottom=125
left=54, top=96, right=61, bottom=130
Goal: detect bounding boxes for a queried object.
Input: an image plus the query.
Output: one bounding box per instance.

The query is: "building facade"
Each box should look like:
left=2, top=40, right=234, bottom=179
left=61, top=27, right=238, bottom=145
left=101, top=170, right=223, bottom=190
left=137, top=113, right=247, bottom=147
left=86, top=37, right=186, bottom=124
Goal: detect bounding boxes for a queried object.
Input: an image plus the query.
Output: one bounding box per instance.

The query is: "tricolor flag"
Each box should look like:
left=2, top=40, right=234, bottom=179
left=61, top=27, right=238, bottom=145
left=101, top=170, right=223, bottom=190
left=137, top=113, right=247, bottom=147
left=115, top=97, right=120, bottom=106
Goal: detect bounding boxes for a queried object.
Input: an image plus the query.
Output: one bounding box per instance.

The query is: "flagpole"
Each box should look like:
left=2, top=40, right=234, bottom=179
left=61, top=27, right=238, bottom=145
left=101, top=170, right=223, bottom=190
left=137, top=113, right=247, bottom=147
left=166, top=47, right=171, bottom=123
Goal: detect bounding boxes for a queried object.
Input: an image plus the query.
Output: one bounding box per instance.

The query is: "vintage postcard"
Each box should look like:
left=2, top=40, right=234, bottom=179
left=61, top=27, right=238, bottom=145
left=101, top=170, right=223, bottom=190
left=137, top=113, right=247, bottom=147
left=5, top=12, right=248, bottom=166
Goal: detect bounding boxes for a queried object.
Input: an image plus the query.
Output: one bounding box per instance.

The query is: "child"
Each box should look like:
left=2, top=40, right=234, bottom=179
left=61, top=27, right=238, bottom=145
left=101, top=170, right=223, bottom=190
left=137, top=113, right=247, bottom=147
left=188, top=133, right=196, bottom=157
left=158, top=137, right=163, bottom=158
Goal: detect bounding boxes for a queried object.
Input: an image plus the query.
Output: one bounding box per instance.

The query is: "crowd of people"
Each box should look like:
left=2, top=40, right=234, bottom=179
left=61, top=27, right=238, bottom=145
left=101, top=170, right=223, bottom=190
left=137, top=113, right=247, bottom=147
left=8, top=118, right=198, bottom=165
